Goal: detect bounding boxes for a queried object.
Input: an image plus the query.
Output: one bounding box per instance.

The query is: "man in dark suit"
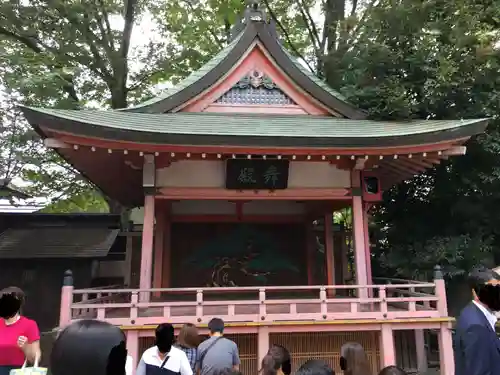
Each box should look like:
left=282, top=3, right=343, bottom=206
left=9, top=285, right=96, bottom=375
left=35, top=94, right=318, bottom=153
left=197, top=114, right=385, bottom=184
left=454, top=266, right=500, bottom=375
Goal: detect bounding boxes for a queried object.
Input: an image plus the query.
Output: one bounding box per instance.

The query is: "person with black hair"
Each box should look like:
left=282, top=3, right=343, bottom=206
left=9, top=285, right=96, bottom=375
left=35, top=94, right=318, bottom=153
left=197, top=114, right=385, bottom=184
left=377, top=366, right=406, bottom=375
left=50, top=319, right=127, bottom=375
left=196, top=318, right=240, bottom=375
left=260, top=345, right=291, bottom=375
left=137, top=323, right=193, bottom=375
left=295, top=359, right=334, bottom=375
left=454, top=265, right=500, bottom=375
left=0, top=287, right=41, bottom=375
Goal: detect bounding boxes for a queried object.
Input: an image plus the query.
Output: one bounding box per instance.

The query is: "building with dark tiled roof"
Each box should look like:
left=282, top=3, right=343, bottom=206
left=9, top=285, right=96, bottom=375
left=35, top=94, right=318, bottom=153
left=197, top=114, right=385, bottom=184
left=19, top=2, right=485, bottom=373
left=0, top=213, right=123, bottom=330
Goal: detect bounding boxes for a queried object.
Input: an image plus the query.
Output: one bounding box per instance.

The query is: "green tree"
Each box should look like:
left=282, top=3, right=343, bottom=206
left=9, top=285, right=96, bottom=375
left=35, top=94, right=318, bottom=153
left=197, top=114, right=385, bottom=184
left=0, top=0, right=378, bottom=212
left=0, top=90, right=109, bottom=211
left=0, top=0, right=168, bottom=212
left=333, top=0, right=500, bottom=278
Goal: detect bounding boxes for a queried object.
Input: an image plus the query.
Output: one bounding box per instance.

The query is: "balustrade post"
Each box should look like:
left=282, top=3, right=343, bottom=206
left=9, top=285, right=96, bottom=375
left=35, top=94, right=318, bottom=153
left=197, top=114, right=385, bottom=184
left=320, top=288, right=327, bottom=319
left=379, top=286, right=388, bottom=318
left=196, top=290, right=203, bottom=323
left=130, top=292, right=139, bottom=325
left=259, top=289, right=266, bottom=321
left=59, top=270, right=74, bottom=328
left=434, top=265, right=454, bottom=375
left=434, top=265, right=448, bottom=316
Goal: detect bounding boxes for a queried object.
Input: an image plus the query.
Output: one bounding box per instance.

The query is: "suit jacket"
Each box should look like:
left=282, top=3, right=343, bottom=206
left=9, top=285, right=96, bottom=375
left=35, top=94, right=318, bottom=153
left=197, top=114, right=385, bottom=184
left=454, top=302, right=500, bottom=375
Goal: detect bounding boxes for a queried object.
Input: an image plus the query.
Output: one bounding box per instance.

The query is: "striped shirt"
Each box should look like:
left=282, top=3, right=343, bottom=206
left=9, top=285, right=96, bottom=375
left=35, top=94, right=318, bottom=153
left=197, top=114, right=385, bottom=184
left=176, top=346, right=197, bottom=372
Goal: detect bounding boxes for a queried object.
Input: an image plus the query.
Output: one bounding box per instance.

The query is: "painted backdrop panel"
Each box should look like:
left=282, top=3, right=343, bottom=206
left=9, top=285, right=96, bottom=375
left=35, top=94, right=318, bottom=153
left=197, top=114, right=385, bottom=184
left=170, top=223, right=306, bottom=287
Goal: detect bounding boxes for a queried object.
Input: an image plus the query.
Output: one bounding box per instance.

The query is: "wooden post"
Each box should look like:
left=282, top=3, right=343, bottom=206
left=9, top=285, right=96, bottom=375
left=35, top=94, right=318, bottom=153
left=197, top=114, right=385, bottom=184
left=59, top=270, right=73, bottom=327
left=380, top=324, right=396, bottom=368
left=162, top=204, right=172, bottom=288
left=439, top=323, right=454, bottom=375
left=139, top=195, right=155, bottom=301
left=306, top=221, right=315, bottom=285
left=415, top=329, right=428, bottom=373
left=363, top=205, right=373, bottom=286
left=126, top=330, right=139, bottom=374
left=139, top=154, right=156, bottom=301
left=124, top=234, right=133, bottom=286
left=434, top=265, right=449, bottom=316
left=434, top=265, right=454, bottom=375
left=153, top=202, right=166, bottom=296
left=257, top=326, right=270, bottom=366
left=324, top=212, right=335, bottom=296
left=351, top=170, right=368, bottom=299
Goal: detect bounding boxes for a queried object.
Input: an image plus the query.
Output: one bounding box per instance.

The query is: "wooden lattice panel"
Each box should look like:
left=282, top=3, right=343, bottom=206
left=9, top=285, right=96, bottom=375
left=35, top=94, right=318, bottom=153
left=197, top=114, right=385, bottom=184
left=269, top=332, right=380, bottom=375
left=225, top=334, right=258, bottom=375
left=394, top=330, right=418, bottom=371
left=138, top=334, right=257, bottom=375
left=139, top=336, right=155, bottom=355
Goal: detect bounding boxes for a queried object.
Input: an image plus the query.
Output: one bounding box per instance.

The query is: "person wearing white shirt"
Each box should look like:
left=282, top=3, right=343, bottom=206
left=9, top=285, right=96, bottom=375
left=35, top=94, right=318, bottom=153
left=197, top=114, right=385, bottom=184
left=136, top=323, right=193, bottom=375
left=126, top=356, right=134, bottom=375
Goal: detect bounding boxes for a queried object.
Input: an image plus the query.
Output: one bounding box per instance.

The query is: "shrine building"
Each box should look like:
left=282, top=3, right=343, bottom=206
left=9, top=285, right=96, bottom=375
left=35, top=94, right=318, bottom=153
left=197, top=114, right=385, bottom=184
left=20, top=3, right=488, bottom=375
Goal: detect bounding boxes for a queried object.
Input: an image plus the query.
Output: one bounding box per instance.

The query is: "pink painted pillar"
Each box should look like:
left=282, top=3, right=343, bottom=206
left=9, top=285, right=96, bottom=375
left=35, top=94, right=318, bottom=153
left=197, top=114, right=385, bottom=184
left=439, top=323, right=454, bottom=375
left=324, top=212, right=335, bottom=297
left=306, top=223, right=315, bottom=285
left=257, top=326, right=270, bottom=366
left=380, top=324, right=396, bottom=368
left=59, top=270, right=74, bottom=327
left=153, top=202, right=166, bottom=297
left=434, top=265, right=454, bottom=375
left=124, top=234, right=133, bottom=286
left=126, top=330, right=139, bottom=374
left=434, top=266, right=449, bottom=317
left=351, top=171, right=368, bottom=299
left=363, top=206, right=373, bottom=285
left=139, top=194, right=155, bottom=301
left=162, top=213, right=172, bottom=288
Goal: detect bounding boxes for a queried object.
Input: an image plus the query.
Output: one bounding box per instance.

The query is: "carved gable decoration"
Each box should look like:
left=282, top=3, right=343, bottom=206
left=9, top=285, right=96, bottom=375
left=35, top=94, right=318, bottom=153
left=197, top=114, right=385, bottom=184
left=215, top=69, right=296, bottom=105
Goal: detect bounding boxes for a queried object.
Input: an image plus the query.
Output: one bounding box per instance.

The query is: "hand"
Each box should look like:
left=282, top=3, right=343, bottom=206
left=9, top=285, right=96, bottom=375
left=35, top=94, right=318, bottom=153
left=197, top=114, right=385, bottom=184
left=17, top=336, right=28, bottom=348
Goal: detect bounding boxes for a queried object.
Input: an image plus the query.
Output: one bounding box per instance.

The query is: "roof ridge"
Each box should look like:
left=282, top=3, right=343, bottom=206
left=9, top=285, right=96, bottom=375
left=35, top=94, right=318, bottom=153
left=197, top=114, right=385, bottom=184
left=117, top=18, right=366, bottom=118
left=25, top=106, right=490, bottom=124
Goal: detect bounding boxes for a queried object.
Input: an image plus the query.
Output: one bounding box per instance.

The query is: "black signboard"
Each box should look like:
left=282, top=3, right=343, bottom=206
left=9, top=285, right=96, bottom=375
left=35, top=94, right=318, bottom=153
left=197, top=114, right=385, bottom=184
left=225, top=159, right=290, bottom=190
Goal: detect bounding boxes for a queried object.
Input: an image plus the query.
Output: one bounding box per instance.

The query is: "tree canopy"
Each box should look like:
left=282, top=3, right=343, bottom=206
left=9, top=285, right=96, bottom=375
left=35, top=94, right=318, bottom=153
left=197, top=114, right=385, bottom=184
left=1, top=0, right=499, bottom=276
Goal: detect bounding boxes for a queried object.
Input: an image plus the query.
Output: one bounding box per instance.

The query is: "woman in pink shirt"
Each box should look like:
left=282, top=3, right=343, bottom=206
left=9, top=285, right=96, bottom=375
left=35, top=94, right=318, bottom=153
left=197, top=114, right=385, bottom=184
left=0, top=287, right=41, bottom=375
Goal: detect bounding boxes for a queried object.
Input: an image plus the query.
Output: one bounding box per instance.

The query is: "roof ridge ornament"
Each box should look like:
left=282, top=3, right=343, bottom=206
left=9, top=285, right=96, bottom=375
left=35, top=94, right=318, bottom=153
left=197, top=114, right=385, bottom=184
left=244, top=0, right=266, bottom=23
left=229, top=0, right=278, bottom=43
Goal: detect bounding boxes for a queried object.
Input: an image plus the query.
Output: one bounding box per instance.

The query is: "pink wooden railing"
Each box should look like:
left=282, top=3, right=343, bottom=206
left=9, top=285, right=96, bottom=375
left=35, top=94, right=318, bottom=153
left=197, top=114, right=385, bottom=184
left=58, top=266, right=448, bottom=327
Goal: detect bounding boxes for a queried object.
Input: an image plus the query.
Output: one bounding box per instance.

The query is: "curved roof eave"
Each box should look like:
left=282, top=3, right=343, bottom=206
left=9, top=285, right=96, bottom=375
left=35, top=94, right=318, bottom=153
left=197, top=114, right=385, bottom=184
left=123, top=21, right=367, bottom=119
left=20, top=106, right=489, bottom=149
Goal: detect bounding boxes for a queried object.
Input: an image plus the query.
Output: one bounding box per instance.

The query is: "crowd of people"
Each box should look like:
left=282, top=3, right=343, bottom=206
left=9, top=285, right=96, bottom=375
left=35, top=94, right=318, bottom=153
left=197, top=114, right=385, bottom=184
left=0, top=283, right=409, bottom=375
left=4, top=264, right=500, bottom=375
left=132, top=317, right=407, bottom=375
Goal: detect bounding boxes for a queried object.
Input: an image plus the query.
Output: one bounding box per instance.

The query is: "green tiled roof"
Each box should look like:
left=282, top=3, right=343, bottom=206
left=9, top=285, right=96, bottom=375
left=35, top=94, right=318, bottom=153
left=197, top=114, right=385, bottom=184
left=126, top=32, right=245, bottom=111
left=122, top=20, right=364, bottom=117
left=23, top=106, right=488, bottom=148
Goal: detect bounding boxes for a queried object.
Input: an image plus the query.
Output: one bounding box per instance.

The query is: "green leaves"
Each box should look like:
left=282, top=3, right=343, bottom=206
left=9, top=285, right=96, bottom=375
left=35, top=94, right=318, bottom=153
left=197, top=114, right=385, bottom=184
left=0, top=0, right=498, bottom=282
left=342, top=0, right=500, bottom=277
